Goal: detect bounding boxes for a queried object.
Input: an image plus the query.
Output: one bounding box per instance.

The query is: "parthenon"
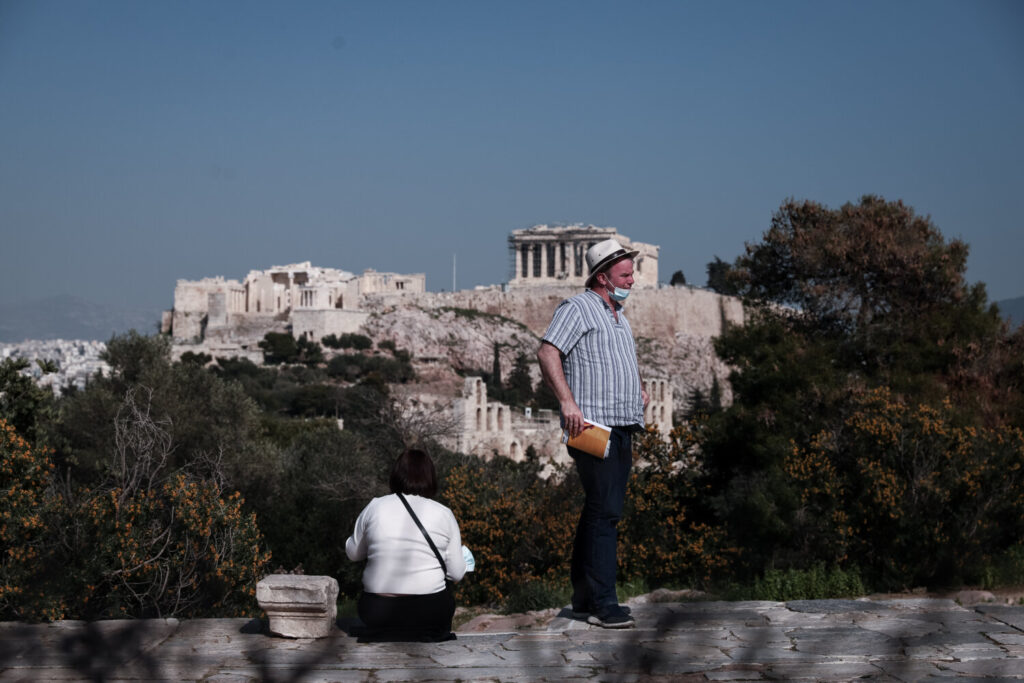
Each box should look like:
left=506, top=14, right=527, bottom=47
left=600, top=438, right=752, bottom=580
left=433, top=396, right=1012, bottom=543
left=507, top=224, right=659, bottom=289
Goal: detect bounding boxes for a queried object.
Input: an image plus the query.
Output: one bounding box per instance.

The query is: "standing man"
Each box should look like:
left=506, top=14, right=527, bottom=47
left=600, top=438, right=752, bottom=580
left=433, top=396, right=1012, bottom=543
left=538, top=238, right=648, bottom=629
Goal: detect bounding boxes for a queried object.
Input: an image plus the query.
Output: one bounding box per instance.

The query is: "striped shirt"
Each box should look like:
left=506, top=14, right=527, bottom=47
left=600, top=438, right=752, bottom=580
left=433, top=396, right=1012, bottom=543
left=542, top=289, right=644, bottom=427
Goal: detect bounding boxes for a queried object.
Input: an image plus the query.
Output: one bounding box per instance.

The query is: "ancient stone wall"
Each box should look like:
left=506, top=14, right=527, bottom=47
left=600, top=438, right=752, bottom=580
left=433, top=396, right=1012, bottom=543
left=392, top=284, right=742, bottom=340
left=292, top=309, right=371, bottom=341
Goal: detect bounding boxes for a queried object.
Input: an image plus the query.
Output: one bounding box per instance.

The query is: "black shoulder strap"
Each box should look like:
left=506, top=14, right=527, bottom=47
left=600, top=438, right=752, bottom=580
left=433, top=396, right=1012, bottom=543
left=396, top=492, right=447, bottom=575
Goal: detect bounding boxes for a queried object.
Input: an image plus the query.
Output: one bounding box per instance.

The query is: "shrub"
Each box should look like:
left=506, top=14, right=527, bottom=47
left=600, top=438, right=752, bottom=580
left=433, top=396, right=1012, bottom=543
left=0, top=419, right=64, bottom=621
left=441, top=457, right=577, bottom=606
left=322, top=333, right=372, bottom=350
left=783, top=388, right=1024, bottom=589
left=730, top=564, right=866, bottom=601
left=178, top=351, right=213, bottom=366
left=259, top=332, right=298, bottom=365
left=502, top=580, right=569, bottom=614
left=326, top=353, right=367, bottom=381
left=61, top=389, right=272, bottom=619
left=981, top=545, right=1024, bottom=589
left=621, top=425, right=733, bottom=589
left=71, top=473, right=270, bottom=618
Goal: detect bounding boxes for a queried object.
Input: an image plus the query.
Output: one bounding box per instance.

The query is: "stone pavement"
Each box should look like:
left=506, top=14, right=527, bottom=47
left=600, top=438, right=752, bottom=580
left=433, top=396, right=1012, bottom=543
left=1, top=598, right=1023, bottom=682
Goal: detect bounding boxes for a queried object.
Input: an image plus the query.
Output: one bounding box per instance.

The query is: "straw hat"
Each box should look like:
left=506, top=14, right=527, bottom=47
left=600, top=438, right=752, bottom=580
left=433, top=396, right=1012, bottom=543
left=585, top=238, right=639, bottom=287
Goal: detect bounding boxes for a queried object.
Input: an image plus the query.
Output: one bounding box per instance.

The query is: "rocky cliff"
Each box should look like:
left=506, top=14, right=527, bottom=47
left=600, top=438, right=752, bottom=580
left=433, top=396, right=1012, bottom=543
left=361, top=285, right=741, bottom=416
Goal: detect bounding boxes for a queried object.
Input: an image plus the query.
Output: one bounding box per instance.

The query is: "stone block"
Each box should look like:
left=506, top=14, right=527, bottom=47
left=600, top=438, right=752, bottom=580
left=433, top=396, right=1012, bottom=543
left=256, top=574, right=339, bottom=639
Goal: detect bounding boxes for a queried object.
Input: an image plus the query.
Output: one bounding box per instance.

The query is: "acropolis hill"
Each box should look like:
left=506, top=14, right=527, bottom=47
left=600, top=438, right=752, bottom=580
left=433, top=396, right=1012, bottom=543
left=164, top=225, right=744, bottom=462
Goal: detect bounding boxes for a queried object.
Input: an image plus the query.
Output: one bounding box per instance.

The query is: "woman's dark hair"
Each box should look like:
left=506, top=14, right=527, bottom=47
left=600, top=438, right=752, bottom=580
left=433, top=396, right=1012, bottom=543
left=389, top=448, right=438, bottom=498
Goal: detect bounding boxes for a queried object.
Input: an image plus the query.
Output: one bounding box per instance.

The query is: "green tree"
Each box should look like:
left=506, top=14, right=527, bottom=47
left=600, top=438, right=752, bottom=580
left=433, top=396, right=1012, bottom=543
left=295, top=334, right=324, bottom=366
left=705, top=256, right=740, bottom=295
left=490, top=342, right=502, bottom=391
left=63, top=389, right=270, bottom=618
left=103, top=330, right=172, bottom=384
left=0, top=358, right=54, bottom=445
left=179, top=351, right=213, bottom=366
left=504, top=353, right=534, bottom=407
left=695, top=196, right=1019, bottom=580
left=322, top=333, right=372, bottom=350
left=55, top=333, right=278, bottom=495
left=0, top=419, right=64, bottom=621
left=669, top=269, right=687, bottom=287
left=259, top=332, right=298, bottom=365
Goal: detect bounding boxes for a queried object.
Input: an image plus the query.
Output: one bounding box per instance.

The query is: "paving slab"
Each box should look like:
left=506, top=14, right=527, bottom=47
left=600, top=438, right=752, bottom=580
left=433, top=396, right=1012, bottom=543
left=1, top=599, right=1023, bottom=681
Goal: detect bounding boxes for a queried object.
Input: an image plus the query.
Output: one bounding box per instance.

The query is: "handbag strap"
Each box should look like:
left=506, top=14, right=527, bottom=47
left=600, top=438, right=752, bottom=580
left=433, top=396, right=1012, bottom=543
left=396, top=492, right=448, bottom=576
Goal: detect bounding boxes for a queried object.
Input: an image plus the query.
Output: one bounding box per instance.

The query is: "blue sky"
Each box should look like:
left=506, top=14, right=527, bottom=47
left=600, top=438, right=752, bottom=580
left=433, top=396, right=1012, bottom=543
left=1, top=0, right=1022, bottom=314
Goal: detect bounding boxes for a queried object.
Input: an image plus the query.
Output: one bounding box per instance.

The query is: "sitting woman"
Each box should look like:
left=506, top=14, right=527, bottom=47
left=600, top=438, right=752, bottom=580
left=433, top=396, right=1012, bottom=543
left=345, top=448, right=467, bottom=641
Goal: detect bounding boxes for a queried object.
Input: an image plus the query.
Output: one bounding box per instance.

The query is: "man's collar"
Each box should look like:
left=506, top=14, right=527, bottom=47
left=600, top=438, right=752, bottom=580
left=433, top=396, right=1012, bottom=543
left=585, top=288, right=622, bottom=311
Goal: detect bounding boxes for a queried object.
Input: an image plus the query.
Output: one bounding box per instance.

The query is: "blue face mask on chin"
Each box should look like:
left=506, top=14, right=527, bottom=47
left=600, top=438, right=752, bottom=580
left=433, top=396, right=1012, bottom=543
left=609, top=287, right=630, bottom=303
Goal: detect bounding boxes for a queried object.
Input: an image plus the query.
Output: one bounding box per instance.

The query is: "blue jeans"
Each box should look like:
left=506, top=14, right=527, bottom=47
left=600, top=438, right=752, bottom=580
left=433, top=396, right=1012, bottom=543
left=569, top=427, right=633, bottom=613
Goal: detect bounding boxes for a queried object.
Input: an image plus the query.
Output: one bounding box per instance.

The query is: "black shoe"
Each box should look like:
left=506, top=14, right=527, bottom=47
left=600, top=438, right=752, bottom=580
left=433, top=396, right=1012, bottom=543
left=587, top=606, right=635, bottom=629
left=572, top=604, right=631, bottom=617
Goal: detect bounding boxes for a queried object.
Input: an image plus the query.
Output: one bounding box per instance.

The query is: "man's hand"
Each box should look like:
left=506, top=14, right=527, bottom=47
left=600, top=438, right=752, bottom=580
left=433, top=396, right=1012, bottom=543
left=641, top=387, right=650, bottom=410
left=561, top=398, right=586, bottom=438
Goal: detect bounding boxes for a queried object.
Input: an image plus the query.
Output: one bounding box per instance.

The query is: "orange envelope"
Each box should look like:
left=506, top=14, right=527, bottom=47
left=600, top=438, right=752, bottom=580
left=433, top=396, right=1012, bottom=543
left=561, top=420, right=612, bottom=459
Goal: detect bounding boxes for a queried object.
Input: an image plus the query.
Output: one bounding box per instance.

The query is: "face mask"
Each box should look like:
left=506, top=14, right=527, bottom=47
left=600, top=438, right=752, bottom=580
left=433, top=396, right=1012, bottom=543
left=609, top=287, right=630, bottom=303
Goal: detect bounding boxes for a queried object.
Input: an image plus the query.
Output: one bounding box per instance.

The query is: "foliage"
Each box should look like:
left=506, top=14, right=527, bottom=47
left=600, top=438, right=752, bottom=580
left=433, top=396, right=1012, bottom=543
left=732, top=196, right=1007, bottom=411
left=0, top=419, right=64, bottom=621
left=503, top=354, right=534, bottom=407
left=621, top=425, right=733, bottom=589
left=695, top=196, right=1024, bottom=584
left=179, top=351, right=213, bottom=366
left=102, top=331, right=172, bottom=384
left=441, top=455, right=577, bottom=606
left=981, top=544, right=1024, bottom=590
left=55, top=336, right=276, bottom=495
left=322, top=333, right=373, bottom=350
left=259, top=332, right=323, bottom=366
left=0, top=357, right=55, bottom=446
left=502, top=580, right=569, bottom=614
left=784, top=389, right=1024, bottom=589
left=729, top=564, right=866, bottom=602
left=2, top=389, right=272, bottom=622
left=326, top=353, right=415, bottom=385
left=61, top=389, right=271, bottom=618
left=669, top=269, right=687, bottom=287
left=705, top=256, right=740, bottom=295
left=257, top=423, right=391, bottom=591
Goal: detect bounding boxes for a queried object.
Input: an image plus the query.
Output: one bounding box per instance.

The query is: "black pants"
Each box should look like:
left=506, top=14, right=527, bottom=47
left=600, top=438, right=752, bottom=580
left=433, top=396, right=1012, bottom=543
left=357, top=589, right=455, bottom=641
left=569, top=426, right=633, bottom=613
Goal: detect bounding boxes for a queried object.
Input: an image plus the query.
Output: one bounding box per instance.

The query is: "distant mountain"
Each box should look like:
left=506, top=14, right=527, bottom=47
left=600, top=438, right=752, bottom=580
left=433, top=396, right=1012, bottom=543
left=0, top=295, right=160, bottom=343
left=996, top=296, right=1024, bottom=329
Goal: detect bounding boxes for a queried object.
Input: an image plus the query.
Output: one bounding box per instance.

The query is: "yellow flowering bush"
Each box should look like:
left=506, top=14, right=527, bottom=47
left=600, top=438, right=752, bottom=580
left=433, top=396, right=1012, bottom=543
left=0, top=419, right=65, bottom=621
left=785, top=388, right=1024, bottom=588
left=621, top=424, right=733, bottom=588
left=71, top=473, right=271, bottom=618
left=1, top=388, right=272, bottom=621
left=441, top=459, right=578, bottom=605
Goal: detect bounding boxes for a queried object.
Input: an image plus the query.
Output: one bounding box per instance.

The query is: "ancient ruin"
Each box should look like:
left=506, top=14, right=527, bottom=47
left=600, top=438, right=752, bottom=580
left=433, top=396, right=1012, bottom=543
left=162, top=225, right=738, bottom=465
left=164, top=263, right=424, bottom=360
left=508, top=224, right=659, bottom=289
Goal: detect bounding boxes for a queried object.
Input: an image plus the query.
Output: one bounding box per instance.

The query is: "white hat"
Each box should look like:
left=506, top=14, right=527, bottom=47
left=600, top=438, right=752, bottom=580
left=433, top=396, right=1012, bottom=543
left=585, top=238, right=639, bottom=287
